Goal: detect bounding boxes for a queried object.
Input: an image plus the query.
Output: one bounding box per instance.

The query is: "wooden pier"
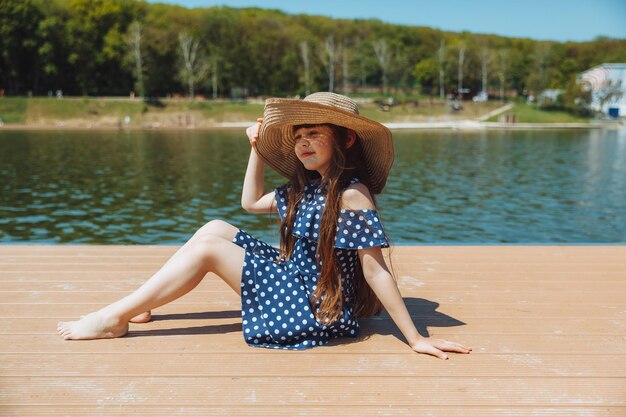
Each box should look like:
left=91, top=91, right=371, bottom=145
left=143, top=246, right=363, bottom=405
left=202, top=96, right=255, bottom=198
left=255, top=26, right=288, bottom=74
left=0, top=245, right=624, bottom=416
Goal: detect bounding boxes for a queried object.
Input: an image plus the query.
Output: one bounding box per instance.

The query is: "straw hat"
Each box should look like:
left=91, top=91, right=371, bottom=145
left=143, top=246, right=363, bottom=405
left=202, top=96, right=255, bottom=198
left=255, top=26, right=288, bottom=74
left=257, top=92, right=394, bottom=194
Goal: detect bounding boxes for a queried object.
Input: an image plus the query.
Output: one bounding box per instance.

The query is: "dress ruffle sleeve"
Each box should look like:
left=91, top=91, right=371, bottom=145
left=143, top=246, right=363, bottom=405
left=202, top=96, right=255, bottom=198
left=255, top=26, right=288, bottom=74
left=274, top=184, right=290, bottom=220
left=334, top=209, right=389, bottom=249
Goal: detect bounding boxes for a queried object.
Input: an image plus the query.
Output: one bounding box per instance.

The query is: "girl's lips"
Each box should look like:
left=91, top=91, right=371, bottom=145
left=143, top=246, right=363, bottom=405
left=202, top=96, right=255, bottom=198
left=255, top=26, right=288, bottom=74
left=300, top=151, right=315, bottom=158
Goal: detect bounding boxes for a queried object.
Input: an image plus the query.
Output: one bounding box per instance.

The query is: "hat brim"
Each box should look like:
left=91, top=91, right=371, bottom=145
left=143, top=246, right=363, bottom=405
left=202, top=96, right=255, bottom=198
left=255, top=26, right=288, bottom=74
left=257, top=98, right=394, bottom=194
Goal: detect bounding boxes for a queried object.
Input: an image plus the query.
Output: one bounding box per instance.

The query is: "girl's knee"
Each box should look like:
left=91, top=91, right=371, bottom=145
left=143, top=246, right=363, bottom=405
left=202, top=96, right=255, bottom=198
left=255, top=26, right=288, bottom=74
left=199, top=219, right=227, bottom=233
left=195, top=219, right=237, bottom=239
left=192, top=234, right=229, bottom=265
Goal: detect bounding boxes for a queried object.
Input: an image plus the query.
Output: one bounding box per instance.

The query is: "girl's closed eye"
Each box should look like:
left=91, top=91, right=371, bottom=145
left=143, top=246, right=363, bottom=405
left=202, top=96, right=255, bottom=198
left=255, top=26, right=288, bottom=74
left=294, top=129, right=328, bottom=143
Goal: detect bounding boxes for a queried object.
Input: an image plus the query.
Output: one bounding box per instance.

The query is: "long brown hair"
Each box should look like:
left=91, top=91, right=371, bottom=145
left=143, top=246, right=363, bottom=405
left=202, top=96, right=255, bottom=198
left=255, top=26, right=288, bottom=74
left=279, top=123, right=387, bottom=325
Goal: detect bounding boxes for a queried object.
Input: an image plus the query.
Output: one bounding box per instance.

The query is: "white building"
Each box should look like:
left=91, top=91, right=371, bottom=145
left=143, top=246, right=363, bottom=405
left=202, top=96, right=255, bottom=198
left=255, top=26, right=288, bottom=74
left=578, top=63, right=626, bottom=117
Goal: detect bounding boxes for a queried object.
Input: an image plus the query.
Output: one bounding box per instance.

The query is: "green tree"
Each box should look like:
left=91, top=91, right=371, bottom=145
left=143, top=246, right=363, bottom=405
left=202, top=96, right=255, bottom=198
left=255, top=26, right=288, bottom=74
left=65, top=0, right=143, bottom=95
left=177, top=32, right=209, bottom=98
left=125, top=21, right=145, bottom=97
left=412, top=58, right=438, bottom=90
left=142, top=3, right=194, bottom=96
left=0, top=0, right=44, bottom=94
left=559, top=76, right=592, bottom=116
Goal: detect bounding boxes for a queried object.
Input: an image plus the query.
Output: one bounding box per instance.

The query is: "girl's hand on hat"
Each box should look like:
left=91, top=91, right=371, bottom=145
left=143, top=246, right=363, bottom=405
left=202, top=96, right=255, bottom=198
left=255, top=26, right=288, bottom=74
left=246, top=118, right=263, bottom=148
left=410, top=337, right=472, bottom=360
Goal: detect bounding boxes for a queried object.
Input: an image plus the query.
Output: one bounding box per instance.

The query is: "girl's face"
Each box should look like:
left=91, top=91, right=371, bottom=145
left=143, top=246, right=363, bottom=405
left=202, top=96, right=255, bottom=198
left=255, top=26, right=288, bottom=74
left=293, top=125, right=336, bottom=177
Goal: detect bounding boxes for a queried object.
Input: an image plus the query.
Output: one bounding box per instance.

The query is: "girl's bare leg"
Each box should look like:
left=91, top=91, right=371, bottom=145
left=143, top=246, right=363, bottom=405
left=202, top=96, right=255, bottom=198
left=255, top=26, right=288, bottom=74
left=129, top=220, right=241, bottom=323
left=57, top=220, right=245, bottom=340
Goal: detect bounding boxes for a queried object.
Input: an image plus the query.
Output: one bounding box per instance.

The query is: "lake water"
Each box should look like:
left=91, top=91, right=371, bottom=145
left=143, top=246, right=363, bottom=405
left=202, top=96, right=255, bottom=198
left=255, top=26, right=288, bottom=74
left=1, top=129, right=625, bottom=245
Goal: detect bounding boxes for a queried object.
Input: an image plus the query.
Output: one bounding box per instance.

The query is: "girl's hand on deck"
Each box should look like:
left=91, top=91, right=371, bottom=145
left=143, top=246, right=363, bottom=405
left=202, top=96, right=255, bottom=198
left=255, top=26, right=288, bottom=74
left=410, top=338, right=472, bottom=360
left=246, top=118, right=263, bottom=148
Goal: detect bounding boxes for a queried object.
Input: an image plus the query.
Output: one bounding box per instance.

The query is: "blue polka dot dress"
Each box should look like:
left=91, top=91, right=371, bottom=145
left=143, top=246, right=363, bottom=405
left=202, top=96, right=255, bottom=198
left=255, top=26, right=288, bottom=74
left=232, top=178, right=389, bottom=350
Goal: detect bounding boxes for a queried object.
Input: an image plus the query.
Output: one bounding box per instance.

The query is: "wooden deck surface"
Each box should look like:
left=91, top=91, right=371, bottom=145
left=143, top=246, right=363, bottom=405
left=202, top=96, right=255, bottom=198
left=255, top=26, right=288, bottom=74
left=0, top=245, right=624, bottom=416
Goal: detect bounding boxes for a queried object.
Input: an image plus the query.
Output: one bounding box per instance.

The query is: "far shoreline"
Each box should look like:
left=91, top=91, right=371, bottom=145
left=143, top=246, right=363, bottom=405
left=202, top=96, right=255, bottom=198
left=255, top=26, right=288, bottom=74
left=0, top=120, right=621, bottom=131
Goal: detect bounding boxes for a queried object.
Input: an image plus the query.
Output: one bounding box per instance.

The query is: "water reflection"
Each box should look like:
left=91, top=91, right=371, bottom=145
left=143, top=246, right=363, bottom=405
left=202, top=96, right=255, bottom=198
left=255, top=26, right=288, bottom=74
left=1, top=129, right=624, bottom=244
left=384, top=129, right=626, bottom=243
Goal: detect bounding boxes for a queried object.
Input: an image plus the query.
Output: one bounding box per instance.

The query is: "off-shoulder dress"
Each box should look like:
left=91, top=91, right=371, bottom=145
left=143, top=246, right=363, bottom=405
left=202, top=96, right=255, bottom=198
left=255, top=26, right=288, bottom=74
left=232, top=178, right=389, bottom=350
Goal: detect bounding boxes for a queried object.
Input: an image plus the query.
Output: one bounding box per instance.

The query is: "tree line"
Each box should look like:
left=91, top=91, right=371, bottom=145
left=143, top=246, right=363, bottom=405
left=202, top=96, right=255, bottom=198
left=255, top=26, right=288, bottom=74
left=1, top=0, right=625, bottom=103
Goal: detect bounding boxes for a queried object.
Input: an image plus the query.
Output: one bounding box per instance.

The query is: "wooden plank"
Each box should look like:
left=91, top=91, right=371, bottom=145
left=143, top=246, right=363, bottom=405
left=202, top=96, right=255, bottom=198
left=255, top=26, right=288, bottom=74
left=1, top=376, right=624, bottom=406
left=2, top=289, right=624, bottom=305
left=3, top=255, right=626, bottom=266
left=2, top=405, right=625, bottom=417
left=0, top=245, right=178, bottom=256
left=0, top=303, right=623, bottom=320
left=2, top=246, right=623, bottom=265
left=1, top=353, right=624, bottom=377
left=2, top=261, right=625, bottom=273
left=3, top=279, right=626, bottom=292
left=2, top=244, right=623, bottom=255
left=1, top=334, right=624, bottom=354
left=3, top=270, right=625, bottom=282
left=3, top=254, right=626, bottom=266
left=2, top=317, right=624, bottom=336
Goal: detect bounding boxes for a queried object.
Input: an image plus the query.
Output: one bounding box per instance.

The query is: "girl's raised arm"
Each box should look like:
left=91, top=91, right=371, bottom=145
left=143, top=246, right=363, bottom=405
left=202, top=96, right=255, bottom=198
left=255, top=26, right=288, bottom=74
left=241, top=118, right=276, bottom=213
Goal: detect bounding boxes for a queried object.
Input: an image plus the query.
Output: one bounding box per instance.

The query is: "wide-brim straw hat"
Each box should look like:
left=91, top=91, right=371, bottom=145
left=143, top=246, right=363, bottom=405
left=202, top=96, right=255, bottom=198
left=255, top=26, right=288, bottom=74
left=257, top=92, right=394, bottom=194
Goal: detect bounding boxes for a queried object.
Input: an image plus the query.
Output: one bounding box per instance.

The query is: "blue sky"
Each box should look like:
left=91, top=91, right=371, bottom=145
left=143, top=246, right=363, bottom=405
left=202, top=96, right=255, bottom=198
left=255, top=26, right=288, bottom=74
left=146, top=0, right=626, bottom=42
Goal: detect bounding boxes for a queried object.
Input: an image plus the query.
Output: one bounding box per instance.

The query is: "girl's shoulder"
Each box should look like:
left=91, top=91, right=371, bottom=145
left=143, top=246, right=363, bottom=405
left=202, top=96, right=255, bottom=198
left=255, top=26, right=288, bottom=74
left=341, top=179, right=376, bottom=211
left=336, top=180, right=388, bottom=249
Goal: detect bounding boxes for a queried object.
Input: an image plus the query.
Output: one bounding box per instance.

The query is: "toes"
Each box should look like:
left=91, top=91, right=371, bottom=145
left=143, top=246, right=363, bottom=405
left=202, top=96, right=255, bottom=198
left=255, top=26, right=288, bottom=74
left=63, top=328, right=77, bottom=340
left=58, top=321, right=72, bottom=331
left=57, top=321, right=75, bottom=339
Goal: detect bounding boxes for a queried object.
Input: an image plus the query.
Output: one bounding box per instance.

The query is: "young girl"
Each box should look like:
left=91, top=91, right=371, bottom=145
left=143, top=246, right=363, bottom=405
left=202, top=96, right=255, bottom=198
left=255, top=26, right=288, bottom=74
left=57, top=92, right=471, bottom=360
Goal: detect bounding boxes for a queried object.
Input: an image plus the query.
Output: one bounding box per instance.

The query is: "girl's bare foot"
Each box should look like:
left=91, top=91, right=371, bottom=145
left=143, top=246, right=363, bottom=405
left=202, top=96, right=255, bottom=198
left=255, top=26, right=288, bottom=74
left=129, top=311, right=152, bottom=323
left=57, top=312, right=129, bottom=340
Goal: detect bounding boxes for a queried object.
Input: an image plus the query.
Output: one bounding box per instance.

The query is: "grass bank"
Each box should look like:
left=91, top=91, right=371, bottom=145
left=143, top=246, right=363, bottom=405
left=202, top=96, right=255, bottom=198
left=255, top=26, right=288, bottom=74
left=486, top=103, right=592, bottom=123
left=1, top=97, right=267, bottom=127
left=0, top=97, right=591, bottom=128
